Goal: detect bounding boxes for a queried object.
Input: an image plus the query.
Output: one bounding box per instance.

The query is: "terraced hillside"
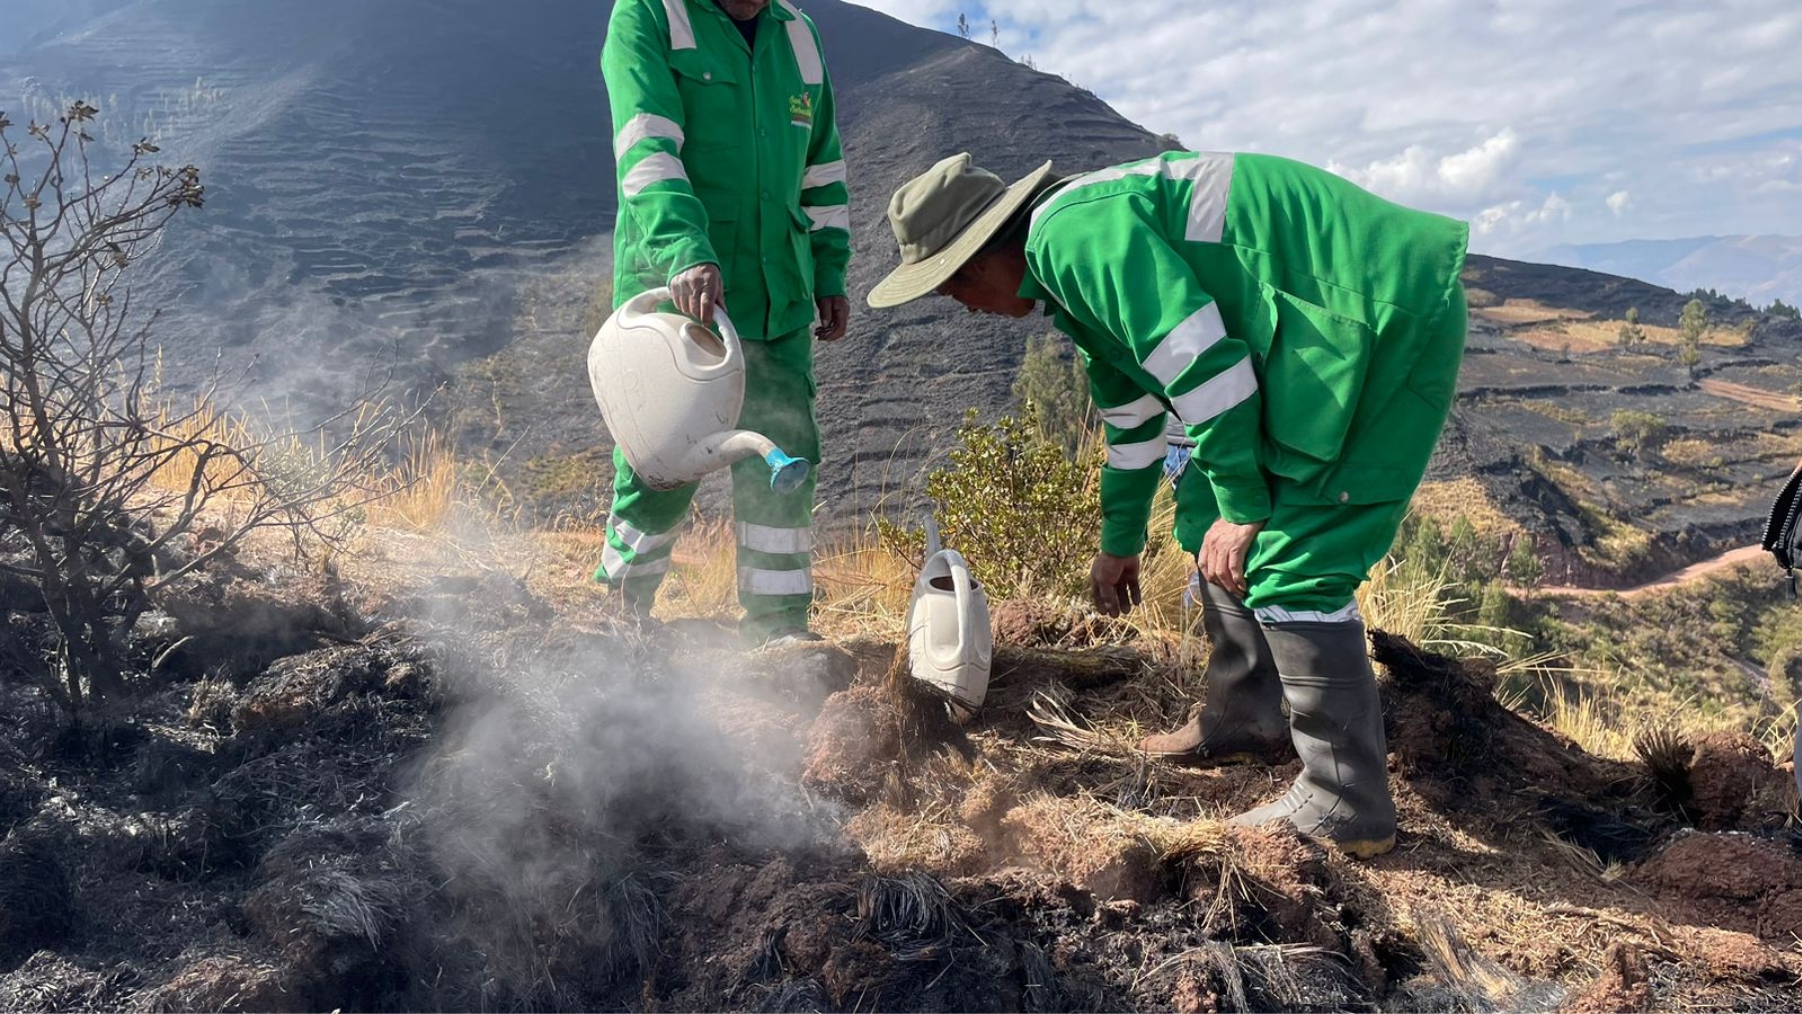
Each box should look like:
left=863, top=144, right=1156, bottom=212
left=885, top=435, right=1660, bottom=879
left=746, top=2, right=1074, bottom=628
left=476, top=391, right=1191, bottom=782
left=1439, top=257, right=1802, bottom=586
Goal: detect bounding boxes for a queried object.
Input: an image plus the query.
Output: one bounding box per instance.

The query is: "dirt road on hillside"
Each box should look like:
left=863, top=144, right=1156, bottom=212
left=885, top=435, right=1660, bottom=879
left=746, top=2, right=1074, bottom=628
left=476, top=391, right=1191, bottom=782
left=1529, top=545, right=1769, bottom=600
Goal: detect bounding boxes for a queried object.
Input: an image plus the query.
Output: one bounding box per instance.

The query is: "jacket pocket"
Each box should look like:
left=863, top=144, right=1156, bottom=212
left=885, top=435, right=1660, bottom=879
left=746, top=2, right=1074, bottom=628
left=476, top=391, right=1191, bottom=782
left=1260, top=288, right=1373, bottom=473
left=668, top=53, right=741, bottom=147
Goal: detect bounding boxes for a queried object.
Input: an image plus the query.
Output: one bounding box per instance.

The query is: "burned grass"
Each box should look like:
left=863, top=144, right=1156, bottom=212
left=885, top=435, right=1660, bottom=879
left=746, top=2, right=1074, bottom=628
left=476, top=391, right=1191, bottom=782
left=4, top=559, right=1801, bottom=1011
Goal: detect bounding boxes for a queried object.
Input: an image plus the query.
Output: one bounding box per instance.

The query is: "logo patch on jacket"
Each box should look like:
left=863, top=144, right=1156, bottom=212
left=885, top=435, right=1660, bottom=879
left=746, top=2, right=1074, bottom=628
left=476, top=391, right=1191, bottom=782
left=788, top=93, right=813, bottom=129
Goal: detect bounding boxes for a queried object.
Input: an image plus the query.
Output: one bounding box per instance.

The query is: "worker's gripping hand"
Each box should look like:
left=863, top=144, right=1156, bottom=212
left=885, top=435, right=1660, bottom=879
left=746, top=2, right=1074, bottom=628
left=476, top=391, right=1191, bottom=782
left=815, top=295, right=850, bottom=342
left=670, top=263, right=725, bottom=324
left=1089, top=552, right=1142, bottom=617
left=1198, top=518, right=1265, bottom=599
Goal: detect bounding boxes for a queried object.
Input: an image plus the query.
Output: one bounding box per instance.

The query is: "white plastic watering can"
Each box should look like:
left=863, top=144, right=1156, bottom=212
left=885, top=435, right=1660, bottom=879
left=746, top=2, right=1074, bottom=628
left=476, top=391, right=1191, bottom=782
left=906, top=517, right=993, bottom=711
left=587, top=286, right=810, bottom=494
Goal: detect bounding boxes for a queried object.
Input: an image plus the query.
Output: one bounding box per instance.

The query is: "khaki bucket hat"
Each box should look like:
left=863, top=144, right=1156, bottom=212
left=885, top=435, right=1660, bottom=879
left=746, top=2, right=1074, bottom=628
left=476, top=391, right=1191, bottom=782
left=867, top=153, right=1058, bottom=308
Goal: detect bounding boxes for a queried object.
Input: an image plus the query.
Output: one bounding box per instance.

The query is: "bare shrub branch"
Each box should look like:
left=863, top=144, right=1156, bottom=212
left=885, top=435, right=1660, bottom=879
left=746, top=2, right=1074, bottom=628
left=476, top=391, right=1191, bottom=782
left=0, top=101, right=415, bottom=724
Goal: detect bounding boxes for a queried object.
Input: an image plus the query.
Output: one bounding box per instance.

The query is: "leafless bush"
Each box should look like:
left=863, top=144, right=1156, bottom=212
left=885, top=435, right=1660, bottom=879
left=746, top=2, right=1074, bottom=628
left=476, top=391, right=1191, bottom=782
left=0, top=101, right=411, bottom=726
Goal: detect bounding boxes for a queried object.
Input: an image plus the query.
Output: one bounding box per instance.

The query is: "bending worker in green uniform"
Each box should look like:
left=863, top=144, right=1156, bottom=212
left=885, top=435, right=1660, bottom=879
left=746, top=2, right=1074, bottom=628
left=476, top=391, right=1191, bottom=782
left=599, top=0, right=851, bottom=646
left=868, top=152, right=1468, bottom=858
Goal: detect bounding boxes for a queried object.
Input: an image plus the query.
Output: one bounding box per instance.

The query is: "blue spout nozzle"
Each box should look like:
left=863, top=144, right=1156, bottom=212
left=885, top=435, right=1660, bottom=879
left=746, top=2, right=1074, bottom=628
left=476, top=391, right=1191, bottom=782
left=765, top=448, right=811, bottom=494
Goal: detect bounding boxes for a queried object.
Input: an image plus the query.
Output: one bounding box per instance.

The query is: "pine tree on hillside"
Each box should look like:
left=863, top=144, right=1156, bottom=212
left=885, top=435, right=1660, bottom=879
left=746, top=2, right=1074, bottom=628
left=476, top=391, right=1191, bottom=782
left=1617, top=306, right=1646, bottom=348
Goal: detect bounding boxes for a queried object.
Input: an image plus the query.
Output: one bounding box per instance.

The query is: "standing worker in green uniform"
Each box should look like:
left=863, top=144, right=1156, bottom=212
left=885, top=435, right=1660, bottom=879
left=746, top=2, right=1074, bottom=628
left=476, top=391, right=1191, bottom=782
left=598, top=0, right=852, bottom=646
left=868, top=151, right=1468, bottom=858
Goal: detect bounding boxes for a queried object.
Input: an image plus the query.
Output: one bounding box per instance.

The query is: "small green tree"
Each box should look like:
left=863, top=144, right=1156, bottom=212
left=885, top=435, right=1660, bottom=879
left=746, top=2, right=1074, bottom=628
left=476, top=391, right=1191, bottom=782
left=1013, top=333, right=1096, bottom=457
left=1611, top=409, right=1669, bottom=459
left=1677, top=298, right=1707, bottom=375
left=1400, top=514, right=1447, bottom=577
left=956, top=12, right=970, bottom=38
left=877, top=410, right=1099, bottom=598
left=1506, top=536, right=1543, bottom=588
left=1476, top=579, right=1512, bottom=629
left=1447, top=514, right=1483, bottom=578
left=1768, top=298, right=1799, bottom=321
left=1617, top=306, right=1646, bottom=348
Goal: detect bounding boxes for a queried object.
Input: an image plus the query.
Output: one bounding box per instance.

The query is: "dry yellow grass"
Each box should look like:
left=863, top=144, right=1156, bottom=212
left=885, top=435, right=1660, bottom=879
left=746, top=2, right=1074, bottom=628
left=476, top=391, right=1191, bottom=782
left=145, top=395, right=262, bottom=495
left=1514, top=318, right=1745, bottom=354
left=1475, top=299, right=1592, bottom=325
left=1408, top=478, right=1520, bottom=538
left=366, top=428, right=460, bottom=532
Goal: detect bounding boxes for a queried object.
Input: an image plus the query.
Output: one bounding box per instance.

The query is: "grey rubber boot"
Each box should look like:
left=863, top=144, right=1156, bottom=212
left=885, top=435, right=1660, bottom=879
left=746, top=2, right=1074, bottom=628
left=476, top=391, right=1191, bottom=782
left=1140, top=582, right=1292, bottom=762
left=1229, top=618, right=1398, bottom=859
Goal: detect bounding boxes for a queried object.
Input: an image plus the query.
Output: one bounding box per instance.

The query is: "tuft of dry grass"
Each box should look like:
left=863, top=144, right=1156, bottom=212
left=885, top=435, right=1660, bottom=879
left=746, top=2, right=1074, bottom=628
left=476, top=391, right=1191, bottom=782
left=366, top=429, right=459, bottom=533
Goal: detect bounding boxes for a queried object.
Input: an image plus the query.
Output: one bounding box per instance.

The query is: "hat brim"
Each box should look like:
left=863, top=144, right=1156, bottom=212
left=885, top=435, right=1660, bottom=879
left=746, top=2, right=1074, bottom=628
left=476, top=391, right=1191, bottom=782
left=866, top=161, right=1058, bottom=309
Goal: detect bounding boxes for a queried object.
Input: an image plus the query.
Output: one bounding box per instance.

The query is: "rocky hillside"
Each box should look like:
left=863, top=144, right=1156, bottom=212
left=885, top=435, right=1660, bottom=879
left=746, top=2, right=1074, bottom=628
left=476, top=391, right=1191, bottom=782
left=7, top=0, right=1799, bottom=581
left=1441, top=257, right=1802, bottom=586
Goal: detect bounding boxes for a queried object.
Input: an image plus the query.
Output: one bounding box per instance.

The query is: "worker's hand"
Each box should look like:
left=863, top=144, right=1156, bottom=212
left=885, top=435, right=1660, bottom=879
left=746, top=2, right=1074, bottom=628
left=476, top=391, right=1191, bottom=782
left=1089, top=552, right=1142, bottom=617
left=815, top=295, right=850, bottom=342
left=670, top=263, right=725, bottom=323
left=1198, top=518, right=1265, bottom=599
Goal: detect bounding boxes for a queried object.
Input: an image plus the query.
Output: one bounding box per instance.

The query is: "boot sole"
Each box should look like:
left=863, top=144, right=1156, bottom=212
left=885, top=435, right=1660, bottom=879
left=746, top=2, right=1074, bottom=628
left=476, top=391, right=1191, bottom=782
left=1332, top=834, right=1396, bottom=860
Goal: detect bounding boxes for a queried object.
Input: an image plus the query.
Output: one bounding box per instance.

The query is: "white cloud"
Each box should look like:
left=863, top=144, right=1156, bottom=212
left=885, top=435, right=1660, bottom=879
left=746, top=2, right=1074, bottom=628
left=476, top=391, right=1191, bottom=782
left=1607, top=190, right=1632, bottom=216
left=844, top=0, right=1802, bottom=255
left=1474, top=193, right=1574, bottom=237
left=1329, top=130, right=1520, bottom=207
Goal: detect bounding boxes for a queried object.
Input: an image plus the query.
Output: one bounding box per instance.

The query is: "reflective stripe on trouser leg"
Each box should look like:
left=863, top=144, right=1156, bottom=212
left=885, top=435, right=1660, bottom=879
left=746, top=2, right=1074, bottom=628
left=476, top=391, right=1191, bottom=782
left=594, top=444, right=698, bottom=607
left=732, top=326, right=820, bottom=644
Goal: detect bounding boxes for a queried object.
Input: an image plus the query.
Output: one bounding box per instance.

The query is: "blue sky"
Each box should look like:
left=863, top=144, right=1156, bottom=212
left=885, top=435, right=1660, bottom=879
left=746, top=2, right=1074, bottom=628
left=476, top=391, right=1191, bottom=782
left=848, top=0, right=1802, bottom=257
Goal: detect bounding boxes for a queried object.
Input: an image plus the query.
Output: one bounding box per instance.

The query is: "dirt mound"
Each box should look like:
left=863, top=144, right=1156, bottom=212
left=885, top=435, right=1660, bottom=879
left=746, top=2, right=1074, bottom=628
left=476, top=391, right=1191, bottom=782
left=154, top=566, right=364, bottom=679
left=990, top=598, right=1136, bottom=649
left=1635, top=832, right=1802, bottom=941
left=1001, top=795, right=1165, bottom=903
left=1373, top=630, right=1663, bottom=861
left=802, top=678, right=968, bottom=806
left=1686, top=928, right=1798, bottom=984
left=231, top=643, right=429, bottom=745
left=1683, top=732, right=1796, bottom=831
left=1565, top=943, right=1653, bottom=1013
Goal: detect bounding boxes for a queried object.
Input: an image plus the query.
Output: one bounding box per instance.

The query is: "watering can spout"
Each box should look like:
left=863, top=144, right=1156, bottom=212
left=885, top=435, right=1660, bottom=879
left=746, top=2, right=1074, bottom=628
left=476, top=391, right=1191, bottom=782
left=676, top=431, right=812, bottom=493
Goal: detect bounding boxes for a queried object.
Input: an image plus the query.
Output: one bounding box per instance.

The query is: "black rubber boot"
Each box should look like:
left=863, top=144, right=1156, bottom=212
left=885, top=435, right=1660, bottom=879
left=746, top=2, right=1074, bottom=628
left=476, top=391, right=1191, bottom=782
left=1140, top=583, right=1292, bottom=763
left=1229, top=618, right=1397, bottom=859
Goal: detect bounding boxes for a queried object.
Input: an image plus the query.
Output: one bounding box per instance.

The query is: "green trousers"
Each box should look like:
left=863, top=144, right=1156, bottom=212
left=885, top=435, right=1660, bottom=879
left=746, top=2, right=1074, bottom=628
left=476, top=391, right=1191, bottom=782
left=594, top=324, right=819, bottom=644
left=1173, top=292, right=1467, bottom=621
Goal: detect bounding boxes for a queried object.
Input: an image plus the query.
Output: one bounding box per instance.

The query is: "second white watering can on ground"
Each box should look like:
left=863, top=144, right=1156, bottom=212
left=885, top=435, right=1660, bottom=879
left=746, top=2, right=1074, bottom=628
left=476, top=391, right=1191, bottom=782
left=906, top=519, right=993, bottom=711
left=588, top=286, right=810, bottom=493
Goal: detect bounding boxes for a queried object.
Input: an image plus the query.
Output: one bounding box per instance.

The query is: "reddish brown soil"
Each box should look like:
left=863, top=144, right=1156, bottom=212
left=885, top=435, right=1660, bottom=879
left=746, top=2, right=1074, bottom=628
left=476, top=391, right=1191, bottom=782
left=1685, top=732, right=1796, bottom=831
left=1635, top=832, right=1802, bottom=941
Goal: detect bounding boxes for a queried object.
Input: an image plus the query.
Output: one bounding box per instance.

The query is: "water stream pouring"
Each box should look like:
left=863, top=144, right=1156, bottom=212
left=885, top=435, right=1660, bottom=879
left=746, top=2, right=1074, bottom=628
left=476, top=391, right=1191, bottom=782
left=588, top=286, right=810, bottom=493
left=906, top=515, right=993, bottom=713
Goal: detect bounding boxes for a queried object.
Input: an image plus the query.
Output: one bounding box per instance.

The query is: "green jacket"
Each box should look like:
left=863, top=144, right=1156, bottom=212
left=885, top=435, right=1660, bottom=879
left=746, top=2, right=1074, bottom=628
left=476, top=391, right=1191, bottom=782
left=602, top=0, right=851, bottom=339
left=1020, top=152, right=1469, bottom=557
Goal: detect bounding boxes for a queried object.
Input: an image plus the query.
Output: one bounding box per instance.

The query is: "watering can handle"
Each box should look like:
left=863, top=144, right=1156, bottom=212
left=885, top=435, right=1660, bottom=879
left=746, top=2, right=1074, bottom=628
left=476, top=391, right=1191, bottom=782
left=619, top=285, right=742, bottom=375
left=946, top=550, right=976, bottom=655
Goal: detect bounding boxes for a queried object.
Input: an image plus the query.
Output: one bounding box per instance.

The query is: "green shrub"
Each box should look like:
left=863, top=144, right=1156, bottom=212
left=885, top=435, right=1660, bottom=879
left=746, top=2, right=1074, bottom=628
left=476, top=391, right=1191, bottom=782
left=878, top=410, right=1099, bottom=599
left=1610, top=409, right=1669, bottom=458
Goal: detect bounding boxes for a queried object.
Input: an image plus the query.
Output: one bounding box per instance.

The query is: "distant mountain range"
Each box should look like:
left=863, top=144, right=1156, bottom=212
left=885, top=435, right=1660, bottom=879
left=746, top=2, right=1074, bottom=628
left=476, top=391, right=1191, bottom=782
left=1539, top=235, right=1802, bottom=309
